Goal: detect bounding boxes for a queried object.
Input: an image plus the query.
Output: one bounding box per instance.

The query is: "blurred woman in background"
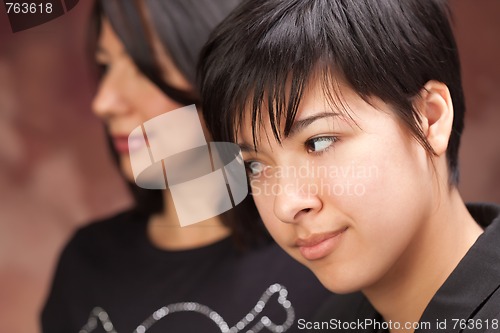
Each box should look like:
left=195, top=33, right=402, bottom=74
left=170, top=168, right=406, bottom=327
left=40, top=1, right=329, bottom=332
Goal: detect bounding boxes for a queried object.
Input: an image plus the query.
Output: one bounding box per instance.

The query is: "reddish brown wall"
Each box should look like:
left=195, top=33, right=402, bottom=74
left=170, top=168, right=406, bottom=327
left=451, top=0, right=500, bottom=202
left=0, top=2, right=131, bottom=333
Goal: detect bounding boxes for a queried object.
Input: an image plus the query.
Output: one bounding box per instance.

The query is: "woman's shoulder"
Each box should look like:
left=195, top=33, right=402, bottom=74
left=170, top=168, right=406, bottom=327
left=74, top=209, right=145, bottom=239
left=59, top=209, right=147, bottom=262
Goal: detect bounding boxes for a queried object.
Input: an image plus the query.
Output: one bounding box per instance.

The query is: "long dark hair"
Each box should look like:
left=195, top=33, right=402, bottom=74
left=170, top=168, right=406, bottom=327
left=90, top=0, right=269, bottom=249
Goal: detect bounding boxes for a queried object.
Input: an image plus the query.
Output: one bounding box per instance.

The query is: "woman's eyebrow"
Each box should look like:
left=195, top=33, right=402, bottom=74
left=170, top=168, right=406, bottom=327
left=237, top=142, right=257, bottom=153
left=95, top=47, right=128, bottom=60
left=237, top=111, right=340, bottom=153
left=288, top=112, right=340, bottom=137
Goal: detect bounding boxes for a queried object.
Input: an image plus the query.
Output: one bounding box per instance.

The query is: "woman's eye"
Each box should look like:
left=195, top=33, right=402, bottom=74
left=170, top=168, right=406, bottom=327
left=244, top=161, right=266, bottom=178
left=305, top=136, right=338, bottom=154
left=97, top=63, right=110, bottom=76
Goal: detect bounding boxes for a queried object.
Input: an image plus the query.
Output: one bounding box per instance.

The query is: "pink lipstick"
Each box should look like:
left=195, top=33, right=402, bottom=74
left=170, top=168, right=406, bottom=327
left=296, top=227, right=347, bottom=261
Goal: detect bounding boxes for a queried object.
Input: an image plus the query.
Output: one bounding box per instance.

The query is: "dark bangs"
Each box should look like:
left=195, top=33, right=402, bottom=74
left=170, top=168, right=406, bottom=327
left=200, top=0, right=335, bottom=146
left=199, top=0, right=464, bottom=184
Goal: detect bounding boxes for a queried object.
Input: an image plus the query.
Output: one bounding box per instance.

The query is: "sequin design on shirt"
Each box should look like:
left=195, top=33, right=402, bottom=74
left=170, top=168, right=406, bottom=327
left=79, top=283, right=295, bottom=333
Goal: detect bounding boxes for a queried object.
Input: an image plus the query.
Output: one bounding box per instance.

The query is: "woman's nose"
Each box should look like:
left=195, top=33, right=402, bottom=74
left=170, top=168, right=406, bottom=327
left=92, top=68, right=131, bottom=120
left=272, top=169, right=322, bottom=224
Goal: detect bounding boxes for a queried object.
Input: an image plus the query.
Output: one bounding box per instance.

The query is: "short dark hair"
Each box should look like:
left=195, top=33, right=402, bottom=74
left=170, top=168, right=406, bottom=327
left=90, top=0, right=268, bottom=248
left=198, top=0, right=465, bottom=185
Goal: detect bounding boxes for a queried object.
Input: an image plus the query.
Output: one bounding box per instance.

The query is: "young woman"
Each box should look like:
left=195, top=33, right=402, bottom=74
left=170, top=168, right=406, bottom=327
left=198, top=0, right=500, bottom=332
left=40, top=1, right=330, bottom=332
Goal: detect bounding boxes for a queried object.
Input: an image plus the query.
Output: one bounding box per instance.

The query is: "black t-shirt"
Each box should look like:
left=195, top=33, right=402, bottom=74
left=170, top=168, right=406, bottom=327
left=41, top=210, right=331, bottom=333
left=309, top=203, right=500, bottom=333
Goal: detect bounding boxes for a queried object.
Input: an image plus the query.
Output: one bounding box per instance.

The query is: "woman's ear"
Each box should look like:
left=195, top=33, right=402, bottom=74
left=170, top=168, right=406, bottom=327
left=417, top=80, right=454, bottom=156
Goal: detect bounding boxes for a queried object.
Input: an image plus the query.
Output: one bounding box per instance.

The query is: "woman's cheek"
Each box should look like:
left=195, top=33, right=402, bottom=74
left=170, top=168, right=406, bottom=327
left=252, top=192, right=277, bottom=229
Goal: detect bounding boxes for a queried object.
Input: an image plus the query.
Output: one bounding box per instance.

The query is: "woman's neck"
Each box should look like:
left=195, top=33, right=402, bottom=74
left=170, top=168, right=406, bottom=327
left=363, top=189, right=483, bottom=333
left=147, top=190, right=231, bottom=250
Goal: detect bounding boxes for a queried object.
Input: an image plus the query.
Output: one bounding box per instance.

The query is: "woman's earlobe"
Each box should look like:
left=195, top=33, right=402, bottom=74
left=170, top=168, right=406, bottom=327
left=419, top=80, right=454, bottom=156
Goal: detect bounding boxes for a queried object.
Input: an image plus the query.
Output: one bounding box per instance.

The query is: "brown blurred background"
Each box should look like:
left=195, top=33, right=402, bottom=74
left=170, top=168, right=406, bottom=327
left=0, top=1, right=498, bottom=332
left=0, top=2, right=132, bottom=333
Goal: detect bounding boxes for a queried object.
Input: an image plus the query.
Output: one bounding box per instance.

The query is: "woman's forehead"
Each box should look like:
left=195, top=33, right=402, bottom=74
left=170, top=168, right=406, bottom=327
left=97, top=18, right=123, bottom=55
left=235, top=79, right=368, bottom=142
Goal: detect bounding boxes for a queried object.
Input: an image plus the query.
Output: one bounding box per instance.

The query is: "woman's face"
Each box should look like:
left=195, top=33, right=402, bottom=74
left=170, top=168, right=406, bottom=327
left=92, top=19, right=194, bottom=181
left=239, top=81, right=438, bottom=294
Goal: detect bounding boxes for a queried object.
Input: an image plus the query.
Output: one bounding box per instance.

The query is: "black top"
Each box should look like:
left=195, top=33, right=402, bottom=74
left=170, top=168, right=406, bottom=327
left=309, top=203, right=500, bottom=333
left=41, top=210, right=331, bottom=333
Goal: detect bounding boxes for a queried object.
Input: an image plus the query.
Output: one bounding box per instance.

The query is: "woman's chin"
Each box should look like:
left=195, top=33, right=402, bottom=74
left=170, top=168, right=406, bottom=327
left=119, top=156, right=136, bottom=183
left=311, top=266, right=367, bottom=295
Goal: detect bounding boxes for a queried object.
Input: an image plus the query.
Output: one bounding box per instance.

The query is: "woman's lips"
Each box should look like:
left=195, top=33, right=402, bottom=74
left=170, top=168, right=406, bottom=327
left=112, top=135, right=147, bottom=154
left=296, top=227, right=347, bottom=261
left=112, top=136, right=129, bottom=154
